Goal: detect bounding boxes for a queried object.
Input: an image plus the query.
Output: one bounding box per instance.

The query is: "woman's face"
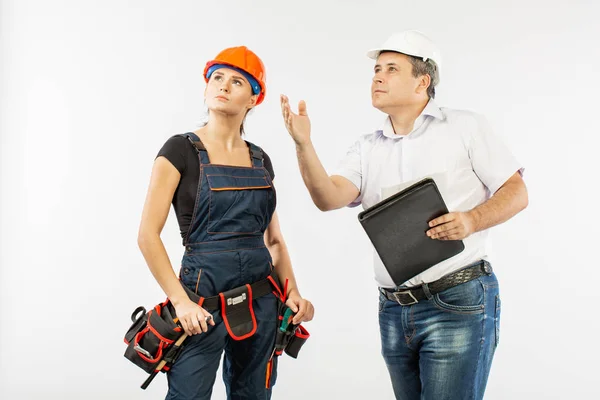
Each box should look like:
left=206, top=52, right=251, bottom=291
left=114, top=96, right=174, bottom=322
left=204, top=67, right=258, bottom=116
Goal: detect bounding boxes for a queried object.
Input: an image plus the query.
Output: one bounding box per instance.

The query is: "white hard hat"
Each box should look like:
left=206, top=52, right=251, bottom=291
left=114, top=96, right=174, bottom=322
left=366, top=30, right=442, bottom=70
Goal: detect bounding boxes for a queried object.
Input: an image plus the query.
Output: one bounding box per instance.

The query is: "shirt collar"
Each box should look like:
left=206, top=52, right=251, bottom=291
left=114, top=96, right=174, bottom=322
left=377, top=99, right=445, bottom=139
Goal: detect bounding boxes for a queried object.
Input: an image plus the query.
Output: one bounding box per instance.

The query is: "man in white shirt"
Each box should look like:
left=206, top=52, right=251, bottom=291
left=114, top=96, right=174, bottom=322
left=280, top=30, right=528, bottom=400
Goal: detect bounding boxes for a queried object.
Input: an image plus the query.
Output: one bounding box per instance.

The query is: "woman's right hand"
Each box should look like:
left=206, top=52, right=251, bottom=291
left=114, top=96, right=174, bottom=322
left=173, top=298, right=215, bottom=336
left=280, top=94, right=312, bottom=146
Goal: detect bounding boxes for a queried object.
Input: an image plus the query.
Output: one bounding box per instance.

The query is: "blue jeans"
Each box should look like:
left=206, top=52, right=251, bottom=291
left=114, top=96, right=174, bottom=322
left=378, top=262, right=500, bottom=400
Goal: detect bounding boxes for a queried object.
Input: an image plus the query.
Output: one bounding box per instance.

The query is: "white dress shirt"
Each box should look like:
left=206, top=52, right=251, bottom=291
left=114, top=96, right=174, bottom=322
left=333, top=99, right=524, bottom=289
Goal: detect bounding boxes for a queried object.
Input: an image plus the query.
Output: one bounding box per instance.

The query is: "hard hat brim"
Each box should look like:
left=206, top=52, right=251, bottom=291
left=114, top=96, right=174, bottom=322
left=366, top=48, right=383, bottom=59
left=367, top=47, right=425, bottom=61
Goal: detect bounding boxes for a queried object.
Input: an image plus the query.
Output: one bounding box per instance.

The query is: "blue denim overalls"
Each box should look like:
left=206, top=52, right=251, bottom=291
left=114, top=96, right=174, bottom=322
left=166, top=132, right=279, bottom=400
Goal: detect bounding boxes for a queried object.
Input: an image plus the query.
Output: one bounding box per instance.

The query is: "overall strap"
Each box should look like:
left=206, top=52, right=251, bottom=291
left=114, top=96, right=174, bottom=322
left=182, top=132, right=210, bottom=165
left=246, top=141, right=264, bottom=168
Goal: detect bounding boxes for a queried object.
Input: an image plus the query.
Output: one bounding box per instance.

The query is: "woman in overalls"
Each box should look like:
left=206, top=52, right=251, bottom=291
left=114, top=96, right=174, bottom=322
left=137, top=46, right=314, bottom=399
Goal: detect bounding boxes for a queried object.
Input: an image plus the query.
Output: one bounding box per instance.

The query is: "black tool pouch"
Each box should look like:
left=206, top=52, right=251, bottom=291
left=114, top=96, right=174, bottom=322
left=283, top=324, right=310, bottom=358
left=273, top=302, right=310, bottom=359
left=219, top=284, right=257, bottom=340
left=123, top=301, right=184, bottom=373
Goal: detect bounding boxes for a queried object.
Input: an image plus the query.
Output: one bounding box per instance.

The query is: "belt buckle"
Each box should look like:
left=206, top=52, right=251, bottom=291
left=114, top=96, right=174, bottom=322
left=393, top=290, right=418, bottom=306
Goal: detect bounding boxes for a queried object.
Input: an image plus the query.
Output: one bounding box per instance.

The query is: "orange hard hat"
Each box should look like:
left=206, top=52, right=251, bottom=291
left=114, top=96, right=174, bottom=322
left=203, top=46, right=267, bottom=105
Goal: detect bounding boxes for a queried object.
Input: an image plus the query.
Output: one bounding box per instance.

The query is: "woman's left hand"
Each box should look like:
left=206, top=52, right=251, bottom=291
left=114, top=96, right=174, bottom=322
left=285, top=292, right=315, bottom=325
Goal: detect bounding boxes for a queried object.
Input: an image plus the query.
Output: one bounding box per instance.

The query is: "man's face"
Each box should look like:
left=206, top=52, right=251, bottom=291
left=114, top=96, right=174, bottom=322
left=371, top=52, right=427, bottom=111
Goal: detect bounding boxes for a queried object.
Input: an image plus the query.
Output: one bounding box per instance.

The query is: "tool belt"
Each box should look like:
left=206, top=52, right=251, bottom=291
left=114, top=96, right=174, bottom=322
left=264, top=279, right=311, bottom=389
left=273, top=302, right=310, bottom=359
left=123, top=272, right=309, bottom=389
left=380, top=260, right=493, bottom=306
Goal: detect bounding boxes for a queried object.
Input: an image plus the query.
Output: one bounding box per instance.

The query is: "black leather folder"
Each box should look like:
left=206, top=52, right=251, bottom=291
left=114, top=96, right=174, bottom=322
left=357, top=178, right=465, bottom=285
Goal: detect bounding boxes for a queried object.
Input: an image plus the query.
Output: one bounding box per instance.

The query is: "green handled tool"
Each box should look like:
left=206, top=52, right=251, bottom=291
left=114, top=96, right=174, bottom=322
left=279, top=307, right=295, bottom=332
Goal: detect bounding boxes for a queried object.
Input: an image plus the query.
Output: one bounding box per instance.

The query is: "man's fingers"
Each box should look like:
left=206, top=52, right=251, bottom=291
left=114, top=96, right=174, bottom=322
left=428, top=224, right=457, bottom=236
left=429, top=213, right=456, bottom=228
left=281, top=100, right=297, bottom=130
left=298, top=100, right=308, bottom=116
left=281, top=104, right=286, bottom=118
left=282, top=103, right=289, bottom=118
left=439, top=233, right=463, bottom=241
left=427, top=221, right=457, bottom=237
left=280, top=96, right=290, bottom=115
left=280, top=95, right=301, bottom=119
left=432, top=227, right=461, bottom=239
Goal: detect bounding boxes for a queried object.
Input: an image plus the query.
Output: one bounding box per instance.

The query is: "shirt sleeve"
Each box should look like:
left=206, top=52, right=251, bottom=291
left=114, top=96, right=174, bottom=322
left=262, top=151, right=275, bottom=181
left=156, top=135, right=189, bottom=174
left=331, top=138, right=363, bottom=207
left=467, top=113, right=524, bottom=195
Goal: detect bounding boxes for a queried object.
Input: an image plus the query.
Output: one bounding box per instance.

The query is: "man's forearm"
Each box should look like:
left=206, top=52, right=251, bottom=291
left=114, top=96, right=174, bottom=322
left=469, top=176, right=528, bottom=233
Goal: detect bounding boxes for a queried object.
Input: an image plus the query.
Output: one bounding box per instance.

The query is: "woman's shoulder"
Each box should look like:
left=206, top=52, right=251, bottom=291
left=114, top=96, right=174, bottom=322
left=161, top=133, right=194, bottom=153
left=165, top=133, right=195, bottom=147
left=156, top=133, right=197, bottom=173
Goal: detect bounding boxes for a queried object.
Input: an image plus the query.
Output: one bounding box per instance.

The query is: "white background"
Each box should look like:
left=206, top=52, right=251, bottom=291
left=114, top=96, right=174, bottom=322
left=1, top=0, right=599, bottom=399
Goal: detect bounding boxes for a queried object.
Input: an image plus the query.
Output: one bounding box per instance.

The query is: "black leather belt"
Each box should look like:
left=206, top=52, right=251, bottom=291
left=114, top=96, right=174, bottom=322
left=183, top=273, right=280, bottom=311
left=379, top=260, right=492, bottom=306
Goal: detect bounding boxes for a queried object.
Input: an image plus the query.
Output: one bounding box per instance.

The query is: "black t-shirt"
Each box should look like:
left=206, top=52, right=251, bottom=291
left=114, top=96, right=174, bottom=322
left=156, top=134, right=276, bottom=240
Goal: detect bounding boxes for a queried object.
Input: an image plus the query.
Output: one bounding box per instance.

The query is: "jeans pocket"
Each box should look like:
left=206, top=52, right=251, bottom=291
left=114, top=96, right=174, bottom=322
left=378, top=293, right=386, bottom=313
left=432, top=279, right=485, bottom=315
left=494, top=295, right=501, bottom=346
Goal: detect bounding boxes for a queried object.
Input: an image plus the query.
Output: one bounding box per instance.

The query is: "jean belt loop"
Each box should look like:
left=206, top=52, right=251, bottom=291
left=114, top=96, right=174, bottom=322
left=422, top=282, right=434, bottom=300
left=479, top=260, right=491, bottom=275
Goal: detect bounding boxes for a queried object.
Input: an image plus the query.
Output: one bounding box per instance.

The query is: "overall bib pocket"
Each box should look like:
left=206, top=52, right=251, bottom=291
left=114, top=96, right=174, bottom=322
left=206, top=174, right=272, bottom=234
